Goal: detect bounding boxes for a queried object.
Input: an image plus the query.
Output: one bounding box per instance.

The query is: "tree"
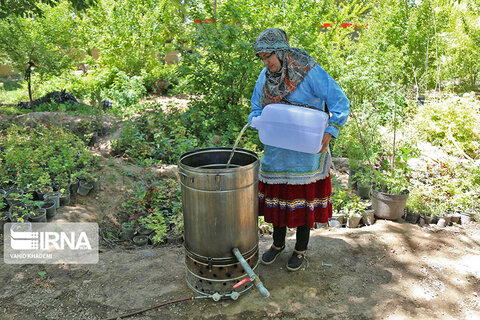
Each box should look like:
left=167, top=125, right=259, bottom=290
left=0, top=1, right=83, bottom=108
left=0, top=0, right=96, bottom=19
left=82, top=0, right=186, bottom=76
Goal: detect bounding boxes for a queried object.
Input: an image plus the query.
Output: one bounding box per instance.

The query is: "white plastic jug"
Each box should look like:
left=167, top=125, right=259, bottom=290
left=251, top=103, right=329, bottom=154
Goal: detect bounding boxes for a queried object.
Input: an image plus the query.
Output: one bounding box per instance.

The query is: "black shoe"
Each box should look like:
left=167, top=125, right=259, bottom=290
left=261, top=245, right=285, bottom=265
left=286, top=252, right=305, bottom=271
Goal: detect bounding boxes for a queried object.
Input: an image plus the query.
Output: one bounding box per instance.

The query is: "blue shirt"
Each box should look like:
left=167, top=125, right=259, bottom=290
left=249, top=65, right=350, bottom=185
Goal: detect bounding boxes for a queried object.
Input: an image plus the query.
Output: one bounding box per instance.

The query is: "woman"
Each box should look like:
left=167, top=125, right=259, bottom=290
left=249, top=28, right=350, bottom=271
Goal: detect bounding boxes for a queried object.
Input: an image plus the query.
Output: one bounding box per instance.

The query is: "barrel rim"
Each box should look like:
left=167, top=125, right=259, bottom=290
left=371, top=188, right=409, bottom=201
left=178, top=147, right=258, bottom=173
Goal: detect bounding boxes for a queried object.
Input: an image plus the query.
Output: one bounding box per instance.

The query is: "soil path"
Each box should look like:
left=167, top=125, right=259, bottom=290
left=1, top=221, right=480, bottom=320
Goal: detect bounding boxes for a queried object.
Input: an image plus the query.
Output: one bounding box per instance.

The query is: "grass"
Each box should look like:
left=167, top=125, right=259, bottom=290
left=0, top=78, right=26, bottom=106
left=0, top=78, right=100, bottom=116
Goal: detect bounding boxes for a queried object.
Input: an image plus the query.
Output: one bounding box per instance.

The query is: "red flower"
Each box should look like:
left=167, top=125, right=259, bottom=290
left=148, top=208, right=152, bottom=212
left=154, top=189, right=157, bottom=192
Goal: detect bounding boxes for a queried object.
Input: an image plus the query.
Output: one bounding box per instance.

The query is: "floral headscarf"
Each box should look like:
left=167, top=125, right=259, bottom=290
left=254, top=28, right=317, bottom=107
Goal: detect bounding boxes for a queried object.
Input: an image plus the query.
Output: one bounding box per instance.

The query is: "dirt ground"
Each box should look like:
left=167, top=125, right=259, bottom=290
left=2, top=219, right=480, bottom=320
left=1, top=110, right=480, bottom=320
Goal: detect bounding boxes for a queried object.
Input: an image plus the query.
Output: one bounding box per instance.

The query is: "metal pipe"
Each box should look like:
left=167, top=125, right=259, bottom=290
left=232, top=248, right=270, bottom=298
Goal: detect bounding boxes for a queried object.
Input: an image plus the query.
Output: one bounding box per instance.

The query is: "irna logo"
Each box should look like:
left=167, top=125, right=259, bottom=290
left=4, top=222, right=99, bottom=264
left=10, top=228, right=92, bottom=251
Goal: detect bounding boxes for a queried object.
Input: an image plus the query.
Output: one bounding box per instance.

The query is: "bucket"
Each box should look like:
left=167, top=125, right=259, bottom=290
left=179, top=147, right=259, bottom=298
left=371, top=189, right=409, bottom=220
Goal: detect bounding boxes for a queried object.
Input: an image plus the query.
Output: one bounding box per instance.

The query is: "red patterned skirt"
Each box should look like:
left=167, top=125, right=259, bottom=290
left=258, top=175, right=332, bottom=228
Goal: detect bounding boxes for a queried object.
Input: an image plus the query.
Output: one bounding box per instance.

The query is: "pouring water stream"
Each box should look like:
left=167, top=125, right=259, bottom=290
left=226, top=122, right=251, bottom=168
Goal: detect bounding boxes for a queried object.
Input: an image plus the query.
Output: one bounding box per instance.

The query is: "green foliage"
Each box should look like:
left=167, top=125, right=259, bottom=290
left=370, top=147, right=417, bottom=195
left=0, top=1, right=84, bottom=101
left=143, top=64, right=179, bottom=97
left=179, top=2, right=261, bottom=143
left=331, top=178, right=368, bottom=216
left=8, top=204, right=29, bottom=222
left=112, top=104, right=199, bottom=165
left=179, top=0, right=371, bottom=145
left=138, top=208, right=168, bottom=243
left=352, top=166, right=376, bottom=186
left=121, top=177, right=182, bottom=242
left=0, top=0, right=97, bottom=19
left=406, top=185, right=437, bottom=217
left=371, top=169, right=410, bottom=195
left=121, top=220, right=135, bottom=229
left=82, top=0, right=185, bottom=75
left=102, top=70, right=146, bottom=113
left=408, top=159, right=480, bottom=215
left=0, top=124, right=94, bottom=191
left=414, top=96, right=480, bottom=159
left=0, top=79, right=24, bottom=105
left=440, top=2, right=480, bottom=87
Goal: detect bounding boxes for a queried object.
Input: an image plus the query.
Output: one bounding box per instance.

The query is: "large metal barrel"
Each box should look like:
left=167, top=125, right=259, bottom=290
left=178, top=147, right=259, bottom=298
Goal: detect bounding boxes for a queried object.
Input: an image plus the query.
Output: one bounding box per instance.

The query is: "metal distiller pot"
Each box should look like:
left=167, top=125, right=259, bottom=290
left=178, top=147, right=265, bottom=300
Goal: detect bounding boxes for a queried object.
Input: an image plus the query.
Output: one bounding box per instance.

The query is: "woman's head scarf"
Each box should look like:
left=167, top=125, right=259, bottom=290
left=254, top=28, right=317, bottom=107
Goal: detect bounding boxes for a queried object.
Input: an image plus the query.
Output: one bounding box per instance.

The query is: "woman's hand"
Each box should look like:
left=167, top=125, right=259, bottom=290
left=319, top=133, right=332, bottom=153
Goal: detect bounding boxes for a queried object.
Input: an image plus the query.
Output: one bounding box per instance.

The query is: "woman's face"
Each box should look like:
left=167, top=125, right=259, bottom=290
left=258, top=52, right=281, bottom=73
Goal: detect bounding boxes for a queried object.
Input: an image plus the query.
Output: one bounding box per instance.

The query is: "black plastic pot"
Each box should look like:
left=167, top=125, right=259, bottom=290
left=41, top=199, right=57, bottom=219
left=450, top=214, right=461, bottom=224
left=121, top=226, right=135, bottom=241
left=60, top=189, right=71, bottom=206
left=421, top=214, right=434, bottom=225
left=357, top=183, right=370, bottom=200
left=137, top=225, right=153, bottom=236
left=167, top=232, right=184, bottom=244
left=70, top=179, right=79, bottom=193
left=8, top=206, right=28, bottom=222
left=5, top=189, right=24, bottom=207
left=0, top=212, right=8, bottom=234
left=35, top=187, right=54, bottom=201
left=44, top=191, right=61, bottom=209
left=133, top=235, right=149, bottom=246
left=77, top=180, right=94, bottom=196
left=29, top=208, right=47, bottom=223
left=405, top=211, right=419, bottom=224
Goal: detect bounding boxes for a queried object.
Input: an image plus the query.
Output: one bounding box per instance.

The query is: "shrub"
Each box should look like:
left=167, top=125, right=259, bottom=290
left=414, top=96, right=480, bottom=159
left=121, top=177, right=182, bottom=243
left=331, top=179, right=367, bottom=215
left=112, top=104, right=199, bottom=165
left=102, top=70, right=146, bottom=115
left=0, top=124, right=95, bottom=193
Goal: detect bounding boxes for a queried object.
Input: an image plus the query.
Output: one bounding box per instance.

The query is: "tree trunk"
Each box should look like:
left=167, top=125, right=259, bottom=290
left=26, top=61, right=34, bottom=112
